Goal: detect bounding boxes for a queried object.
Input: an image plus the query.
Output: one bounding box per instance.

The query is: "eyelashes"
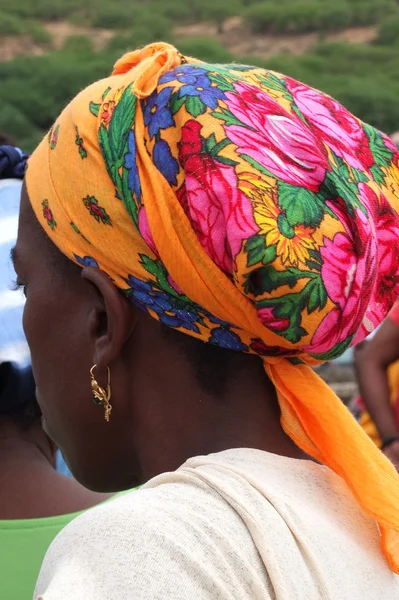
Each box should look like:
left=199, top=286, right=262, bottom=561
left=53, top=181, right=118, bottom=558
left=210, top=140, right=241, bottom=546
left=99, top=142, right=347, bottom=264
left=10, top=278, right=27, bottom=297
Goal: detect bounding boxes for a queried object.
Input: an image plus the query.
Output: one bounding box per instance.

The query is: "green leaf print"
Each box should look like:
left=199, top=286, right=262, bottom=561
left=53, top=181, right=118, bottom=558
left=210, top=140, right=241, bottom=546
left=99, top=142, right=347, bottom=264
left=256, top=72, right=291, bottom=99
left=140, top=255, right=181, bottom=298
left=324, top=171, right=364, bottom=216
left=370, top=164, right=387, bottom=187
left=108, top=84, right=136, bottom=162
left=262, top=244, right=277, bottom=265
left=89, top=102, right=101, bottom=117
left=258, top=293, right=308, bottom=344
left=223, top=64, right=255, bottom=73
left=245, top=234, right=266, bottom=267
left=170, top=90, right=186, bottom=115
left=307, top=277, right=328, bottom=313
left=311, top=336, right=354, bottom=361
left=278, top=182, right=325, bottom=228
left=204, top=133, right=217, bottom=154
left=247, top=265, right=301, bottom=296
left=185, top=96, right=207, bottom=117
left=214, top=155, right=238, bottom=167
left=208, top=72, right=236, bottom=92
left=213, top=108, right=244, bottom=128
left=364, top=123, right=394, bottom=167
left=98, top=124, right=115, bottom=183
left=256, top=273, right=324, bottom=344
left=351, top=168, right=369, bottom=184
left=102, top=87, right=112, bottom=101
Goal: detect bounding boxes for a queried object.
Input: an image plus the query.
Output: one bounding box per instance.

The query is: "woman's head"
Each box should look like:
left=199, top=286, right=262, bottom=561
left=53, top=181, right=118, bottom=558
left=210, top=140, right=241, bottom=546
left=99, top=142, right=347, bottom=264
left=17, top=189, right=273, bottom=489
left=15, top=43, right=399, bottom=568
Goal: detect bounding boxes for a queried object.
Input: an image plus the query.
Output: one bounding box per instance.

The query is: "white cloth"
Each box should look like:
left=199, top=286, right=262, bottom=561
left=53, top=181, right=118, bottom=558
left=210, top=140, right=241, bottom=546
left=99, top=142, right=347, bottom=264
left=0, top=178, right=30, bottom=366
left=34, top=448, right=399, bottom=599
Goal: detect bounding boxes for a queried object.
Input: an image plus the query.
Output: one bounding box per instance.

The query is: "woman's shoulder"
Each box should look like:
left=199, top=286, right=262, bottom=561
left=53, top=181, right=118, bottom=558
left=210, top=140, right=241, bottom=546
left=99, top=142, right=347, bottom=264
left=35, top=456, right=399, bottom=599
left=35, top=481, right=271, bottom=599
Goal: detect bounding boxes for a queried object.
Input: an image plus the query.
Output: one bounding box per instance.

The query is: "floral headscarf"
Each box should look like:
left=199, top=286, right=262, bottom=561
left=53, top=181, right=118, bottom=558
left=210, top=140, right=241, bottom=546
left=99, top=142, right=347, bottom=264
left=26, top=43, right=399, bottom=571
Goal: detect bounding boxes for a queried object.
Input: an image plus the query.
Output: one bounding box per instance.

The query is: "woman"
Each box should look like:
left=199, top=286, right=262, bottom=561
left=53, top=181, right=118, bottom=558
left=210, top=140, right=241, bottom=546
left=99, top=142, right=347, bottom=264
left=355, top=301, right=399, bottom=469
left=15, top=43, right=399, bottom=597
left=0, top=145, right=110, bottom=599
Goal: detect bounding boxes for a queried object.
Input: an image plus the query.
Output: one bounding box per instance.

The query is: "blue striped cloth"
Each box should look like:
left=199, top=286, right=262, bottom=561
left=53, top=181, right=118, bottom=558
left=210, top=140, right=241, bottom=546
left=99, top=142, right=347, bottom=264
left=0, top=178, right=29, bottom=366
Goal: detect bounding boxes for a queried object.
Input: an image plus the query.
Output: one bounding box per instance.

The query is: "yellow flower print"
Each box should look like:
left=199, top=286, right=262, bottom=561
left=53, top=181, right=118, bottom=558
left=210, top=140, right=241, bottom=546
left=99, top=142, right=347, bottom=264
left=255, top=200, right=317, bottom=267
left=238, top=172, right=274, bottom=203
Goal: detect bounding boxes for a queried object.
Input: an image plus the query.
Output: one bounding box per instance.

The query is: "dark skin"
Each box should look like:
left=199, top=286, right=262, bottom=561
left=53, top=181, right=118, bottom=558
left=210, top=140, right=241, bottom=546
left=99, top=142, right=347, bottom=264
left=0, top=415, right=110, bottom=519
left=14, top=186, right=306, bottom=493
left=355, top=318, right=399, bottom=470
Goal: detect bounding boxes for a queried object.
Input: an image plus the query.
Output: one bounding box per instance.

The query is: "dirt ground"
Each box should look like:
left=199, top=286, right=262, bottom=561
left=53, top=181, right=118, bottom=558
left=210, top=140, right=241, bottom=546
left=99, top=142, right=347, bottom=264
left=0, top=16, right=378, bottom=62
left=175, top=18, right=377, bottom=59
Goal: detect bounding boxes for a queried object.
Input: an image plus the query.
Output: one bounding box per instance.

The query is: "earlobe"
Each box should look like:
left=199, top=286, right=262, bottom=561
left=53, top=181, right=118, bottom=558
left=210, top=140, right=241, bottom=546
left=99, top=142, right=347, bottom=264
left=81, top=267, right=135, bottom=371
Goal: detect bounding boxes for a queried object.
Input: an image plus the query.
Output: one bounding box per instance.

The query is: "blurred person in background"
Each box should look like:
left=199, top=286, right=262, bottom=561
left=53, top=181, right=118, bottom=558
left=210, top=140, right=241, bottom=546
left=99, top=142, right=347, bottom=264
left=355, top=301, right=399, bottom=470
left=17, top=43, right=399, bottom=598
left=390, top=131, right=399, bottom=150
left=0, top=143, right=110, bottom=600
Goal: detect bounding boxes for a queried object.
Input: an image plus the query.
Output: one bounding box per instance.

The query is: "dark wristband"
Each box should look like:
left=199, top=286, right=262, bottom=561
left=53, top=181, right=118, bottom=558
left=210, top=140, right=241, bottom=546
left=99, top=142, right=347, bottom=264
left=381, top=436, right=399, bottom=451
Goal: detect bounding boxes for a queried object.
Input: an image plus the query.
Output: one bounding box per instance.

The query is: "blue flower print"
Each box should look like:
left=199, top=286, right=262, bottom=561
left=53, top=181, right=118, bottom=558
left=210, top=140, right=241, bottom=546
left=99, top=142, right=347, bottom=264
left=143, top=87, right=174, bottom=139
left=74, top=255, right=99, bottom=268
left=153, top=139, right=179, bottom=186
left=179, top=74, right=225, bottom=110
left=124, top=131, right=142, bottom=201
left=209, top=327, right=248, bottom=351
left=126, top=275, right=200, bottom=332
left=160, top=65, right=209, bottom=85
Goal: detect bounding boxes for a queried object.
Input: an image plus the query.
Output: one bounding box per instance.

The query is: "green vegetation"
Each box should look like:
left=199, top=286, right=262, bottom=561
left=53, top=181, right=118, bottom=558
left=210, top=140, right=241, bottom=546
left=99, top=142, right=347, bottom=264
left=244, top=0, right=396, bottom=34
left=2, top=0, right=399, bottom=150
left=0, top=10, right=51, bottom=42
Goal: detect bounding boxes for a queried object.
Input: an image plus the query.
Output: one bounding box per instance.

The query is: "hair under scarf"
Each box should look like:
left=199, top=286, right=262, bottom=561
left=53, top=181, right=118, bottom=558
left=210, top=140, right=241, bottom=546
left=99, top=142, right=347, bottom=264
left=26, top=42, right=399, bottom=572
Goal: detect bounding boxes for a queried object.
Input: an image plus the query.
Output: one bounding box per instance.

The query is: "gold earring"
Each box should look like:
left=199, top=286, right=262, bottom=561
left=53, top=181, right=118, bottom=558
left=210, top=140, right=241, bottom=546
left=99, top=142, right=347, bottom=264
left=90, top=364, right=112, bottom=422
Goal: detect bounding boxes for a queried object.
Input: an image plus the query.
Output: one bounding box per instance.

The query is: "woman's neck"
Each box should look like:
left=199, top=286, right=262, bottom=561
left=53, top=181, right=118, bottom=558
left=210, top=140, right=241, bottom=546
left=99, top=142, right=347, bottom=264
left=137, top=362, right=308, bottom=484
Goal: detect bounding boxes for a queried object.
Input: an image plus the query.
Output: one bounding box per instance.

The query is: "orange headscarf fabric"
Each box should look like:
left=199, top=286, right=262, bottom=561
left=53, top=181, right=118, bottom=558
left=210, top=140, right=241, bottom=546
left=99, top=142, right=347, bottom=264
left=26, top=42, right=399, bottom=571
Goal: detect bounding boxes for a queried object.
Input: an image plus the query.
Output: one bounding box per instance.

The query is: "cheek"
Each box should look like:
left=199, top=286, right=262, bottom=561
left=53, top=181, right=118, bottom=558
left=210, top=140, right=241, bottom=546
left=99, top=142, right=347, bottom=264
left=23, top=292, right=66, bottom=419
left=22, top=285, right=90, bottom=441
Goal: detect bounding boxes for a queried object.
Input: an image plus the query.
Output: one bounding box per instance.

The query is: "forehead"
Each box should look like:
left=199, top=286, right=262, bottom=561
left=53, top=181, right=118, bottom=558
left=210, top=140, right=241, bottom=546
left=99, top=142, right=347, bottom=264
left=14, top=184, right=55, bottom=277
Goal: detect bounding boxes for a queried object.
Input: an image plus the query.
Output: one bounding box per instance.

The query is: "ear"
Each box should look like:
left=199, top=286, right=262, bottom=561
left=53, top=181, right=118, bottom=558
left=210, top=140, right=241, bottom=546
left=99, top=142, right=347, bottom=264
left=81, top=267, right=135, bottom=372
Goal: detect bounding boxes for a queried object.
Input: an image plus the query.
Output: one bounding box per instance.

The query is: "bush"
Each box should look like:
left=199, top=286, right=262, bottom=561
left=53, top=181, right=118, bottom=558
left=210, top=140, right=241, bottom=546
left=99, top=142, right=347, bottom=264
left=201, top=0, right=242, bottom=33
left=0, top=12, right=52, bottom=43
left=107, top=14, right=172, bottom=53
left=24, top=21, right=53, bottom=45
left=354, top=1, right=397, bottom=26
left=178, top=38, right=233, bottom=62
left=0, top=11, right=24, bottom=35
left=91, top=4, right=141, bottom=29
left=0, top=0, right=81, bottom=20
left=244, top=2, right=352, bottom=35
left=377, top=14, right=399, bottom=45
left=0, top=104, right=39, bottom=140
left=63, top=35, right=94, bottom=53
left=133, top=14, right=172, bottom=40
left=147, top=0, right=193, bottom=22
left=244, top=0, right=396, bottom=35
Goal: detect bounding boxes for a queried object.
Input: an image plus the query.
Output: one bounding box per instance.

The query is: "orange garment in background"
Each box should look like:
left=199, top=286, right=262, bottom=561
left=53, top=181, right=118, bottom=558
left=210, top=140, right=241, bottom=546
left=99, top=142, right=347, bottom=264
left=358, top=302, right=399, bottom=448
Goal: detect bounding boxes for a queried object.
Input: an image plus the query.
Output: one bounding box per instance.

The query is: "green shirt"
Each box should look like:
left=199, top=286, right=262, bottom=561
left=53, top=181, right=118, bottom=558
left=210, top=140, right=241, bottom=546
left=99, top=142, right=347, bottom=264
left=0, top=510, right=84, bottom=599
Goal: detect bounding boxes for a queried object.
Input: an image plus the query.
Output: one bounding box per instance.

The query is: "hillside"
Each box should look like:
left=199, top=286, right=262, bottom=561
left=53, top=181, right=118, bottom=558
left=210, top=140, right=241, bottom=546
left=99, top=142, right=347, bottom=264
left=1, top=0, right=399, bottom=151
left=0, top=19, right=378, bottom=62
